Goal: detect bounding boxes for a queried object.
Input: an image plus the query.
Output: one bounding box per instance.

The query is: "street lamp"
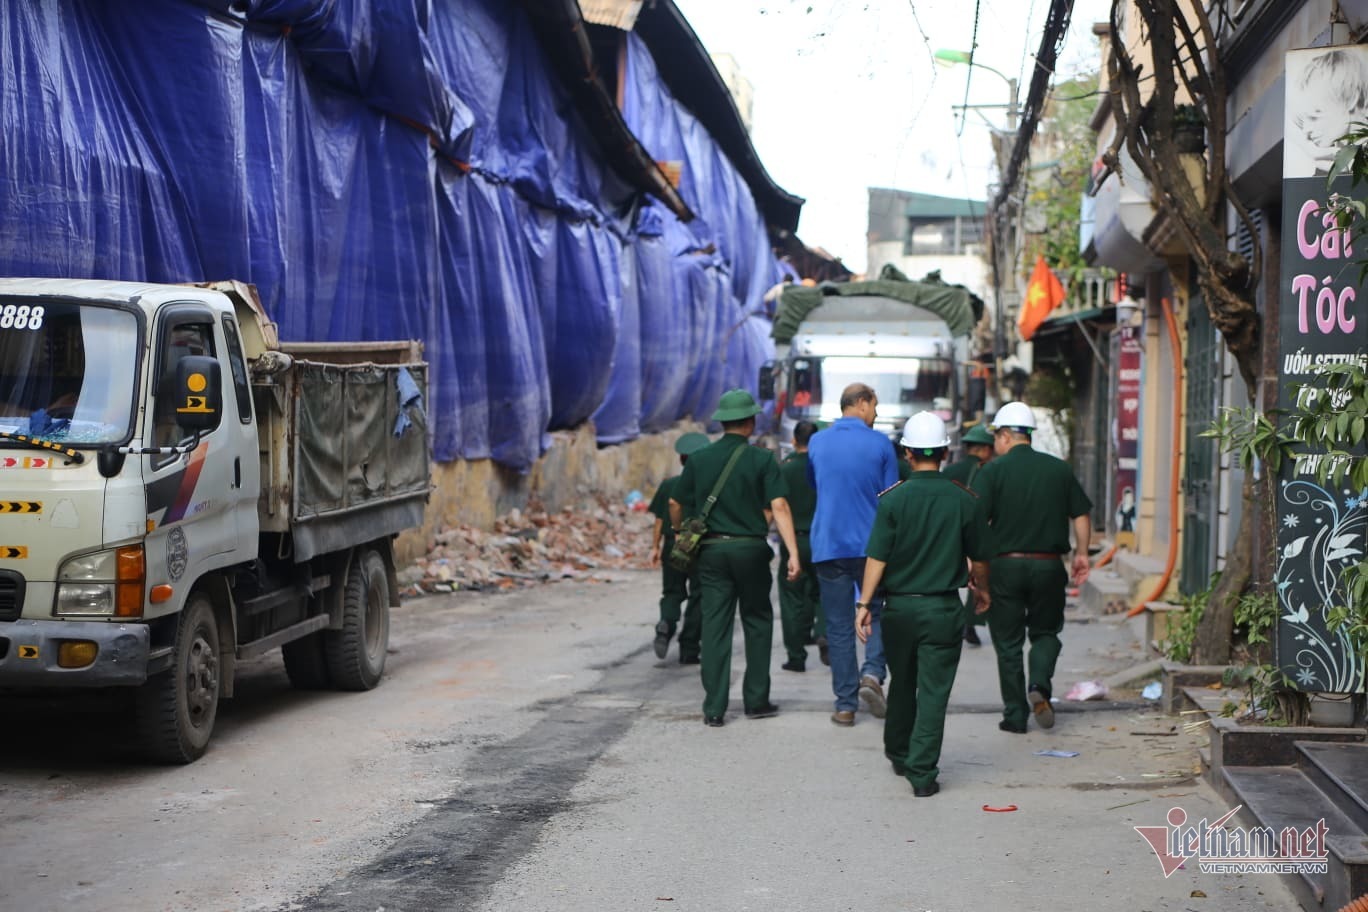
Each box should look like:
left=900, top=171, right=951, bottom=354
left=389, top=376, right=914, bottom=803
left=933, top=48, right=1019, bottom=130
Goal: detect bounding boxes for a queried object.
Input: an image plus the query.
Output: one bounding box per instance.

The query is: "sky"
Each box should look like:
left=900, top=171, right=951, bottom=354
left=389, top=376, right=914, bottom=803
left=672, top=0, right=1116, bottom=274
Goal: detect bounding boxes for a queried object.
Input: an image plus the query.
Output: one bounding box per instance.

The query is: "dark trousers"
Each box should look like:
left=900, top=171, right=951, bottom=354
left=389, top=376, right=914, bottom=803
left=778, top=534, right=821, bottom=664
left=659, top=543, right=702, bottom=660
left=987, top=557, right=1067, bottom=727
left=882, top=594, right=964, bottom=789
left=697, top=540, right=774, bottom=718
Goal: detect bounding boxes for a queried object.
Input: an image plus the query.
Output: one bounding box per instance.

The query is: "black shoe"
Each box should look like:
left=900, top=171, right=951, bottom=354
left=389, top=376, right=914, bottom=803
left=704, top=715, right=725, bottom=727
left=744, top=702, right=779, bottom=719
left=999, top=720, right=1027, bottom=734
left=912, top=781, right=940, bottom=798
left=679, top=655, right=700, bottom=665
left=781, top=660, right=806, bottom=672
left=963, top=624, right=981, bottom=646
left=817, top=636, right=830, bottom=667
left=889, top=760, right=906, bottom=777
left=653, top=620, right=674, bottom=659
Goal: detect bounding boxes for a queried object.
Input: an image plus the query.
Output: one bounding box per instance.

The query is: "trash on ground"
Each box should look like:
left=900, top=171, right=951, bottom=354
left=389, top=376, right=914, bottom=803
left=1141, top=681, right=1164, bottom=700
left=981, top=804, right=1019, bottom=812
left=1034, top=749, right=1081, bottom=758
left=1105, top=799, right=1148, bottom=811
left=1064, top=680, right=1109, bottom=701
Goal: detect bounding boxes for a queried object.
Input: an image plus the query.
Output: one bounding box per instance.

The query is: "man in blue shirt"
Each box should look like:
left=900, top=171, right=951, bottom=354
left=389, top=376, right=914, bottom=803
left=807, top=383, right=899, bottom=725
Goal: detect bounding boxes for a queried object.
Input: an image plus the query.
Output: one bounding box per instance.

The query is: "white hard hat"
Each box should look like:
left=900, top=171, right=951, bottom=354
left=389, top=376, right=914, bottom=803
left=992, top=401, right=1037, bottom=430
left=901, top=411, right=951, bottom=449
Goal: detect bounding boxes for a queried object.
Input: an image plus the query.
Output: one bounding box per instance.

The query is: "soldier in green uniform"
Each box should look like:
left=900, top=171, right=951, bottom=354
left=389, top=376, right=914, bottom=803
left=856, top=412, right=992, bottom=797
left=942, top=423, right=995, bottom=485
left=648, top=432, right=711, bottom=664
left=942, top=423, right=996, bottom=646
left=671, top=389, right=801, bottom=727
left=971, top=401, right=1093, bottom=734
left=778, top=421, right=823, bottom=671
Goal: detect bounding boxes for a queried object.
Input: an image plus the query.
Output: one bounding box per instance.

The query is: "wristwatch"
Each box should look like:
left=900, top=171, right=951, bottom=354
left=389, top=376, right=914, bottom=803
left=855, top=601, right=869, bottom=610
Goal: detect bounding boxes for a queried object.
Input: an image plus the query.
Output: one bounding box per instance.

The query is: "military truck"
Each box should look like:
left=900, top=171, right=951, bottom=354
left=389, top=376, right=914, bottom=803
left=0, top=279, right=429, bottom=762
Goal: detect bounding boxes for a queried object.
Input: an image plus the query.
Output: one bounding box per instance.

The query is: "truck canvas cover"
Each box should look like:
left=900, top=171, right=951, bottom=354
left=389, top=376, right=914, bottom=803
left=771, top=265, right=984, bottom=342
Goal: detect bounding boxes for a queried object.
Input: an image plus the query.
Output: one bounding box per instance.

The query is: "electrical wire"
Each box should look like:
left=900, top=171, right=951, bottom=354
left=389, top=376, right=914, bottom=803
left=958, top=0, right=984, bottom=138
left=891, top=0, right=940, bottom=186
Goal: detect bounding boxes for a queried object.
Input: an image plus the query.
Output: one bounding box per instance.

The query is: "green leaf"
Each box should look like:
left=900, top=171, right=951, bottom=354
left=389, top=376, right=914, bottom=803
left=1330, top=144, right=1360, bottom=183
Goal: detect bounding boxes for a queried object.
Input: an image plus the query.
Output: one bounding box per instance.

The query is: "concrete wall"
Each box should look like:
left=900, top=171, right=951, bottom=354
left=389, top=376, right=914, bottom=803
left=394, top=423, right=705, bottom=565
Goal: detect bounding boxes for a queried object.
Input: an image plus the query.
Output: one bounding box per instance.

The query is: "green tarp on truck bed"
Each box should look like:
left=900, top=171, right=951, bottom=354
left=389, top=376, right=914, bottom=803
left=771, top=264, right=983, bottom=342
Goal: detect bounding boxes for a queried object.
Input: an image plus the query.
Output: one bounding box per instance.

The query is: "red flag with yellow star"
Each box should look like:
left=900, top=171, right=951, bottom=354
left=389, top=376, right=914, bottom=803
left=1019, top=256, right=1066, bottom=341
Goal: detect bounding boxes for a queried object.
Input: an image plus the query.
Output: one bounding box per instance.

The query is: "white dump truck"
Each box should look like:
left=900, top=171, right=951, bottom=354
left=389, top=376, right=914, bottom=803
left=760, top=266, right=984, bottom=450
left=0, top=279, right=430, bottom=762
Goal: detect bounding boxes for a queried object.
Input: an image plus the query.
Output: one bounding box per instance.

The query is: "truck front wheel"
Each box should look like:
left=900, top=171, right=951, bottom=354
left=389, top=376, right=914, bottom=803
left=323, top=547, right=390, bottom=690
left=135, top=593, right=220, bottom=763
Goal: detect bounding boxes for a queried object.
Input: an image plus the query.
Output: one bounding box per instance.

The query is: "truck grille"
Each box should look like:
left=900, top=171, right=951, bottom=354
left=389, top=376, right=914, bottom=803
left=0, top=570, right=23, bottom=621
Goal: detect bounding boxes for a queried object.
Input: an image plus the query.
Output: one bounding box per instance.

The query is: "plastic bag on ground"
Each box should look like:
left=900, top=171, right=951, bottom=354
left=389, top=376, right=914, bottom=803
left=1064, top=680, right=1108, bottom=702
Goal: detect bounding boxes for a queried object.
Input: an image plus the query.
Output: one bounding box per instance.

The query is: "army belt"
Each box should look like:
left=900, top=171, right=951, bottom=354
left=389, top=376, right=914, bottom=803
left=996, top=551, right=1061, bottom=560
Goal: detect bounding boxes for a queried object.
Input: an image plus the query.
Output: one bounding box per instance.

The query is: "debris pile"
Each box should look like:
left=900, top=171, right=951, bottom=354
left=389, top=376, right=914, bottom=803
left=404, top=496, right=656, bottom=596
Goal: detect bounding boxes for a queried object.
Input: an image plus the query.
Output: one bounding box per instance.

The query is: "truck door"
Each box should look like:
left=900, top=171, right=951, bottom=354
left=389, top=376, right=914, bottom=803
left=143, top=307, right=251, bottom=568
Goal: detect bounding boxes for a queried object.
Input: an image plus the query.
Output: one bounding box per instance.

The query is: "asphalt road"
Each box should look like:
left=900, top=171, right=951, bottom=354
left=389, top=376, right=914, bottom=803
left=0, top=571, right=1296, bottom=912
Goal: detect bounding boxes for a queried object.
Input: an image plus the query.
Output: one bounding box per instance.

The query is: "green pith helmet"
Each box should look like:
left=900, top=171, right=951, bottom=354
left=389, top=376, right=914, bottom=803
left=675, top=432, right=710, bottom=455
left=962, top=423, right=995, bottom=446
left=711, top=388, right=762, bottom=422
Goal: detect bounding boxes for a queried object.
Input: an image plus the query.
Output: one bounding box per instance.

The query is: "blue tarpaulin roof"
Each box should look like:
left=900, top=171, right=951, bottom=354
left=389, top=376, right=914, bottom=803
left=0, top=0, right=793, bottom=469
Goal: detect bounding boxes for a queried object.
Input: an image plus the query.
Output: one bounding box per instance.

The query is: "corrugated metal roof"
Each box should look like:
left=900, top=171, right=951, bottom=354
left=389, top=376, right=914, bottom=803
left=904, top=192, right=986, bottom=219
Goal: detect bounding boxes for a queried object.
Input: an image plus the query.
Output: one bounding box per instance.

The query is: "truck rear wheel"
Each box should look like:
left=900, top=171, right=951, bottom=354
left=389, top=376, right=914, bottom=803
left=281, top=632, right=331, bottom=690
left=135, top=593, right=220, bottom=763
left=323, top=547, right=389, bottom=690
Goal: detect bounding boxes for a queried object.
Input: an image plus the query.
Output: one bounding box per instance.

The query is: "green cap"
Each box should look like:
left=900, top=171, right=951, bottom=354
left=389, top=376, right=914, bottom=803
left=674, top=432, right=710, bottom=455
left=711, top=388, right=762, bottom=422
left=962, top=424, right=995, bottom=446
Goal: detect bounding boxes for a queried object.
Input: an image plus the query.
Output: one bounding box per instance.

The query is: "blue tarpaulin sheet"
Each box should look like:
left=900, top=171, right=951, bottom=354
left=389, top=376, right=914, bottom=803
left=0, top=0, right=781, bottom=468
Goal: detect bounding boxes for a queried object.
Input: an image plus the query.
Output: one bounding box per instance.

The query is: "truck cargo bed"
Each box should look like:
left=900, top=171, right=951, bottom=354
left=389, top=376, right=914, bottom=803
left=254, top=354, right=429, bottom=560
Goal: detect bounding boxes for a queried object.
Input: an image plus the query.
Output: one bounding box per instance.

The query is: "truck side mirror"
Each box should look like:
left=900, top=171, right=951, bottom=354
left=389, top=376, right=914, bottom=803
left=757, top=361, right=776, bottom=401
left=172, top=356, right=223, bottom=433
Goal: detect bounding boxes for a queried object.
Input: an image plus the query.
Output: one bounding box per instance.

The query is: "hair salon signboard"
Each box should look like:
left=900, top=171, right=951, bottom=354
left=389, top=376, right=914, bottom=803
left=1275, top=46, right=1367, bottom=694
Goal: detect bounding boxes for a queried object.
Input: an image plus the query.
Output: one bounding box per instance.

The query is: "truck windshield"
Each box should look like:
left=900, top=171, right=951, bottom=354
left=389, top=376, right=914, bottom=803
left=813, top=356, right=952, bottom=421
left=0, top=301, right=139, bottom=446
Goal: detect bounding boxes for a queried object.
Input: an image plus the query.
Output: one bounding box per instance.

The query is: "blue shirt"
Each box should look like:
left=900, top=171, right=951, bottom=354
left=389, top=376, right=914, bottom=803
left=806, top=416, right=899, bottom=562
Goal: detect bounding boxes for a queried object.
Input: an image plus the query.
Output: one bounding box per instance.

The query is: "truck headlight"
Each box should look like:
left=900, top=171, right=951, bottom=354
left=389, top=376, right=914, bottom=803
left=55, top=546, right=145, bottom=618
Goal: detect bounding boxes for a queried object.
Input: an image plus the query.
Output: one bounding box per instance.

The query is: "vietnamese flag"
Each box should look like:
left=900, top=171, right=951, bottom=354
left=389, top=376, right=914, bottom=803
left=1018, top=256, right=1067, bottom=341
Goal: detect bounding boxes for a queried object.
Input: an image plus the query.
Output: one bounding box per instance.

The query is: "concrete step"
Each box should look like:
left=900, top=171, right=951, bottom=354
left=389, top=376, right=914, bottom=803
left=1077, top=568, right=1131, bottom=617
left=1112, top=549, right=1167, bottom=590
left=1298, top=741, right=1368, bottom=835
left=1221, top=764, right=1368, bottom=910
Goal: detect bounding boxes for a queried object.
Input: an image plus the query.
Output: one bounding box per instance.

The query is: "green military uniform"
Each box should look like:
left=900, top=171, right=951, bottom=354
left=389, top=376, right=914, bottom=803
left=941, top=454, right=983, bottom=486
left=675, top=433, right=788, bottom=720
left=892, top=438, right=913, bottom=481
left=865, top=470, right=992, bottom=790
left=942, top=453, right=987, bottom=628
left=777, top=451, right=822, bottom=666
left=971, top=444, right=1092, bottom=729
left=648, top=476, right=701, bottom=662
